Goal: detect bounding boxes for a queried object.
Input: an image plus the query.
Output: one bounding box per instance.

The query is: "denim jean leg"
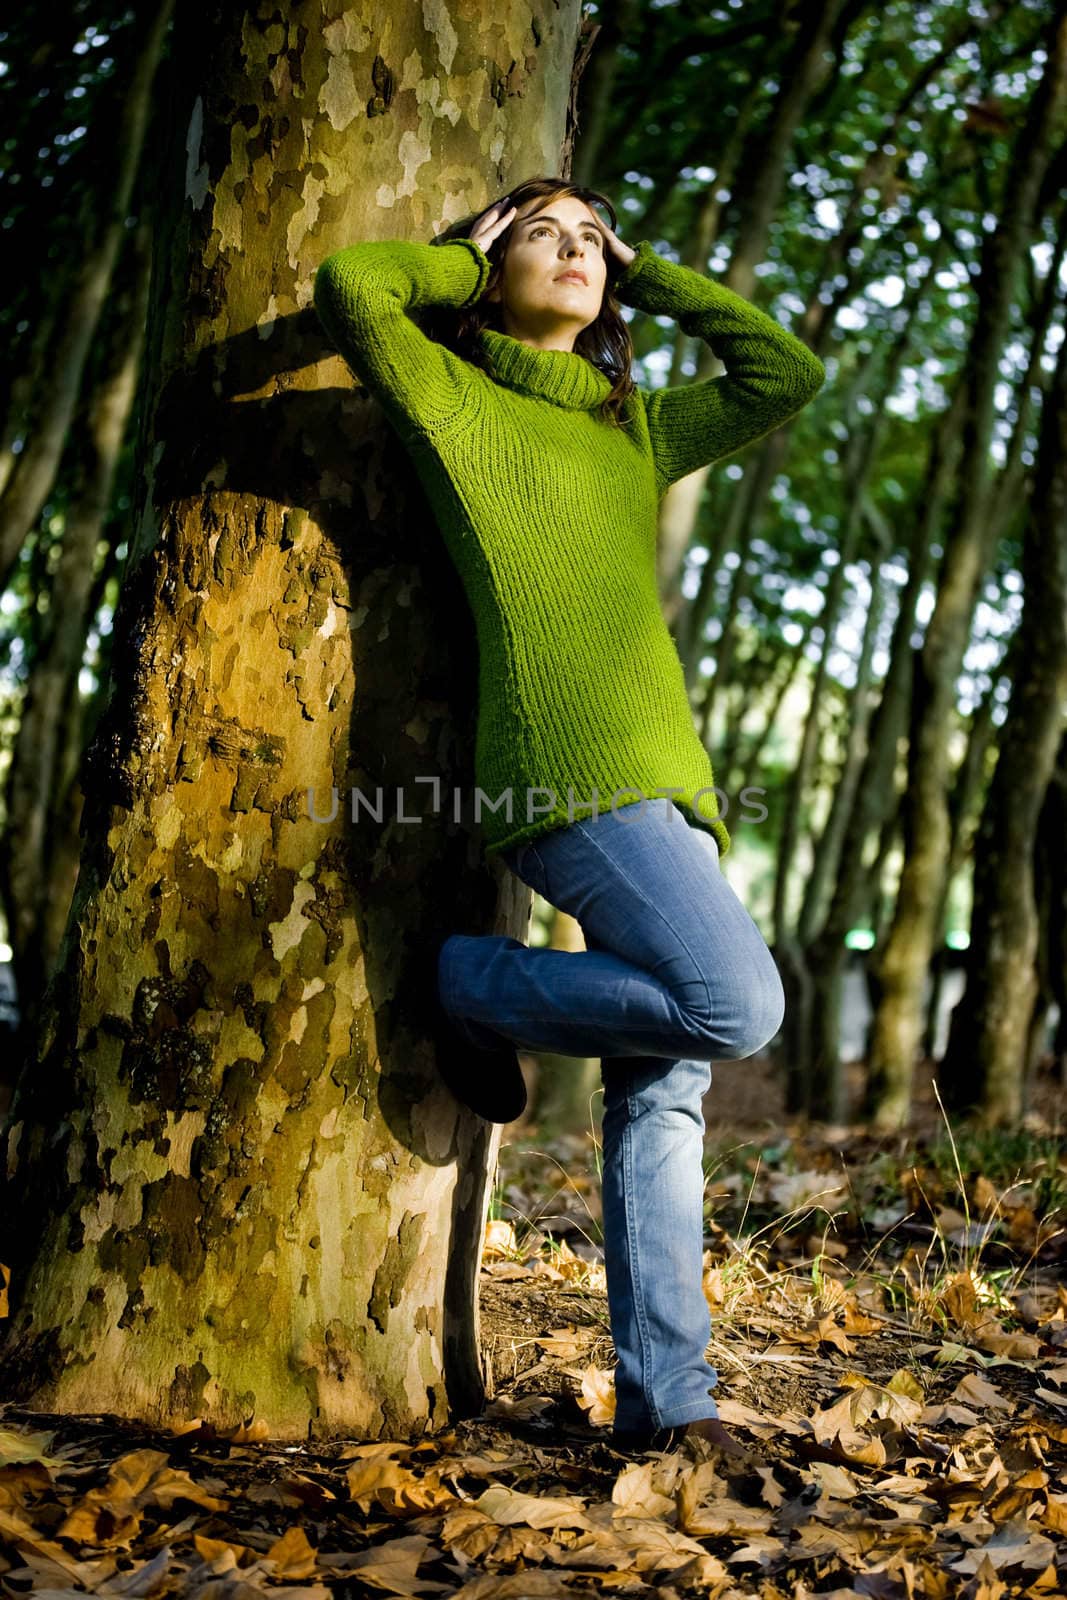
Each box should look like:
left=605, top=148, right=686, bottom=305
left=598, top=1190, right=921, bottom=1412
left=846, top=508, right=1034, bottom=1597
left=466, top=804, right=784, bottom=1061
left=440, top=809, right=770, bottom=1426
left=586, top=917, right=720, bottom=1433
left=438, top=933, right=522, bottom=1050
left=600, top=1055, right=720, bottom=1430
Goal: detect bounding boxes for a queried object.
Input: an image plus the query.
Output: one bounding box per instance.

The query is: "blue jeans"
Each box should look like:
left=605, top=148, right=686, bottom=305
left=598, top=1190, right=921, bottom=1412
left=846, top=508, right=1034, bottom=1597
left=437, top=798, right=785, bottom=1433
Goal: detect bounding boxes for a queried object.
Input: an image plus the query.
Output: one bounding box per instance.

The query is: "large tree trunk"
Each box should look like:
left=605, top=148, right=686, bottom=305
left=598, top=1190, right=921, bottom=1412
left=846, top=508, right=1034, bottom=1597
left=568, top=0, right=637, bottom=191
left=0, top=0, right=579, bottom=1440
left=788, top=268, right=963, bottom=1117
left=682, top=6, right=995, bottom=712
left=0, top=9, right=105, bottom=502
left=919, top=678, right=1000, bottom=1062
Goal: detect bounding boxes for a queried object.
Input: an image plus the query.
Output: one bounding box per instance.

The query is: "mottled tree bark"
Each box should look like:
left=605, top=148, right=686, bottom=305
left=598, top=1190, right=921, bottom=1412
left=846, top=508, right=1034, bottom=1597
left=0, top=0, right=579, bottom=1440
left=656, top=182, right=735, bottom=626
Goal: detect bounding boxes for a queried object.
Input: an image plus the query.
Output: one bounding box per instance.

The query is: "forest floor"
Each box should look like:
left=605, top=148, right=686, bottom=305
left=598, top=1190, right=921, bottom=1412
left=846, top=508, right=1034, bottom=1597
left=0, top=1053, right=1065, bottom=1598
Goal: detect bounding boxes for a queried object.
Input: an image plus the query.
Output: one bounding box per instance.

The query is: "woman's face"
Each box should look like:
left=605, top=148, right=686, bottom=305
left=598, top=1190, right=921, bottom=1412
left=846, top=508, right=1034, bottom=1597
left=484, top=193, right=608, bottom=346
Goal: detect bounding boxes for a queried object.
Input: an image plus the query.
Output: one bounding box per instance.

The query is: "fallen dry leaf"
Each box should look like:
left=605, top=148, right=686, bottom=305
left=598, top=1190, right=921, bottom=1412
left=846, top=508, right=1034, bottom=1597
left=950, top=1373, right=1014, bottom=1413
left=575, top=1363, right=616, bottom=1427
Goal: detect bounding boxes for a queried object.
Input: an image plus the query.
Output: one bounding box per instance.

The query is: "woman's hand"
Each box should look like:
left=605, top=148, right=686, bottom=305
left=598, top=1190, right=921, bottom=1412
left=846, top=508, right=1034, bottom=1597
left=469, top=198, right=516, bottom=255
left=467, top=198, right=636, bottom=272
left=595, top=216, right=636, bottom=271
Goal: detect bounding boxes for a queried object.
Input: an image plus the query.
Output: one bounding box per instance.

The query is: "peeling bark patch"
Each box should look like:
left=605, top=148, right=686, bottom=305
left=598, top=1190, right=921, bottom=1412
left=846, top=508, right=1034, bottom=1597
left=420, top=1, right=459, bottom=76
left=122, top=972, right=220, bottom=1115
left=368, top=54, right=395, bottom=117
left=367, top=1211, right=424, bottom=1334
left=0, top=1327, right=66, bottom=1405
left=147, top=1173, right=207, bottom=1284
left=322, top=1320, right=354, bottom=1382
left=396, top=129, right=433, bottom=196
left=320, top=50, right=363, bottom=133
left=168, top=1359, right=214, bottom=1418
left=269, top=880, right=317, bottom=960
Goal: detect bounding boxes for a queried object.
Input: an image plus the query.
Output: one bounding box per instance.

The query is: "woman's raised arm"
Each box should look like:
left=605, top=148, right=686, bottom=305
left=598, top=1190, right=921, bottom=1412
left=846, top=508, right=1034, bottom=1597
left=313, top=236, right=491, bottom=440
left=612, top=238, right=826, bottom=494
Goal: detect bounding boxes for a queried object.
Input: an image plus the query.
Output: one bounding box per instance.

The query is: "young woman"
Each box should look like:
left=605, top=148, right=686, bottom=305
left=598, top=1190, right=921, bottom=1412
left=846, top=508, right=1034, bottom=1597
left=314, top=175, right=825, bottom=1457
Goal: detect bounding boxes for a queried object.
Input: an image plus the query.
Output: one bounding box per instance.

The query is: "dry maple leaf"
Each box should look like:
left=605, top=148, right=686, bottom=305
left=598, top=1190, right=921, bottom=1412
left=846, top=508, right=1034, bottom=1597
left=842, top=1300, right=884, bottom=1335
left=946, top=1518, right=1058, bottom=1575
left=265, top=1526, right=320, bottom=1581
left=607, top=1516, right=712, bottom=1576
left=782, top=1313, right=853, bottom=1354
left=345, top=1455, right=455, bottom=1517
left=474, top=1483, right=595, bottom=1532
left=806, top=1389, right=888, bottom=1466
left=837, top=1368, right=925, bottom=1426
left=767, top=1170, right=847, bottom=1211
left=973, top=1323, right=1045, bottom=1360
left=0, top=1424, right=70, bottom=1470
left=533, top=1325, right=596, bottom=1362
left=0, top=1505, right=105, bottom=1588
left=717, top=1397, right=808, bottom=1439
left=575, top=1363, right=616, bottom=1427
left=950, top=1373, right=1013, bottom=1414
left=936, top=1271, right=983, bottom=1328
left=339, top=1532, right=443, bottom=1593
left=56, top=1449, right=228, bottom=1548
left=611, top=1460, right=676, bottom=1521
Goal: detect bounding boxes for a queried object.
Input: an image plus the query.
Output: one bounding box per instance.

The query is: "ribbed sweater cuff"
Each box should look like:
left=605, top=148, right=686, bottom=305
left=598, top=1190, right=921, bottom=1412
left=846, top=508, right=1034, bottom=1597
left=444, top=236, right=492, bottom=305
left=613, top=238, right=667, bottom=307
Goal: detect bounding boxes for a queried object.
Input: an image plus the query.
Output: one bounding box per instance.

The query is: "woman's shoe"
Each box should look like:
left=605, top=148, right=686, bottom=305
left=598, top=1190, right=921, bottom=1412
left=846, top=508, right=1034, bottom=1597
left=610, top=1416, right=753, bottom=1459
left=425, top=940, right=528, bottom=1125
left=610, top=1422, right=686, bottom=1453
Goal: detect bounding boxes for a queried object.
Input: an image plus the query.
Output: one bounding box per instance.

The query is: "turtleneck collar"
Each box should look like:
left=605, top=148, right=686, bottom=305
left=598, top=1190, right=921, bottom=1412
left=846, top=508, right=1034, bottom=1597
left=474, top=325, right=614, bottom=411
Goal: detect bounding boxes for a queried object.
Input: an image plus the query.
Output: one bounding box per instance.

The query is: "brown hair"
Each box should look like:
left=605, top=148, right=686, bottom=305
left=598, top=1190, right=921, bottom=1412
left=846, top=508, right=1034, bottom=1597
left=424, top=174, right=638, bottom=429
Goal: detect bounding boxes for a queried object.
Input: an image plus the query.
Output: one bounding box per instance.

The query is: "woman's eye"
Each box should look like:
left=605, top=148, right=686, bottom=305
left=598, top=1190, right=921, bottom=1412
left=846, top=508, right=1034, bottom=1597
left=531, top=226, right=601, bottom=245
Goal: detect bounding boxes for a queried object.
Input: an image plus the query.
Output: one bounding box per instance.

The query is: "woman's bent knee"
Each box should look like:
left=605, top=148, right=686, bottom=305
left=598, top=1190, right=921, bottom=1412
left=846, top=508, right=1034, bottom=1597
left=732, top=969, right=785, bottom=1058
left=684, top=962, right=785, bottom=1060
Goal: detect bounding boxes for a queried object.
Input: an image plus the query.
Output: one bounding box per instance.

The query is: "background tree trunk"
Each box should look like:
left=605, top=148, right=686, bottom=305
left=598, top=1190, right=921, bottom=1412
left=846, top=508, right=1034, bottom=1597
left=0, top=0, right=581, bottom=1440
left=863, top=10, right=1067, bottom=1130
left=0, top=218, right=154, bottom=1070
left=939, top=319, right=1067, bottom=1125
left=0, top=0, right=174, bottom=596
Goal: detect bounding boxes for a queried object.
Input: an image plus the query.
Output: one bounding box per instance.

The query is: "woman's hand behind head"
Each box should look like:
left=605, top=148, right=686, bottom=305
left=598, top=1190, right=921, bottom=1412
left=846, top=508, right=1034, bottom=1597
left=469, top=198, right=517, bottom=255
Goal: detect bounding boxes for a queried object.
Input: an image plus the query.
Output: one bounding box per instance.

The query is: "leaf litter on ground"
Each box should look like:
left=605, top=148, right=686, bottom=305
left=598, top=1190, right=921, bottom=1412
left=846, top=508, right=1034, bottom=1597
left=1, top=1114, right=1065, bottom=1596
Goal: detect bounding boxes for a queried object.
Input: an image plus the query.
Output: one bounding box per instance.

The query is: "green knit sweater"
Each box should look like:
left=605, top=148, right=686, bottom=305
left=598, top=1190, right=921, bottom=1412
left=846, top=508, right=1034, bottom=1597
left=313, top=232, right=825, bottom=862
